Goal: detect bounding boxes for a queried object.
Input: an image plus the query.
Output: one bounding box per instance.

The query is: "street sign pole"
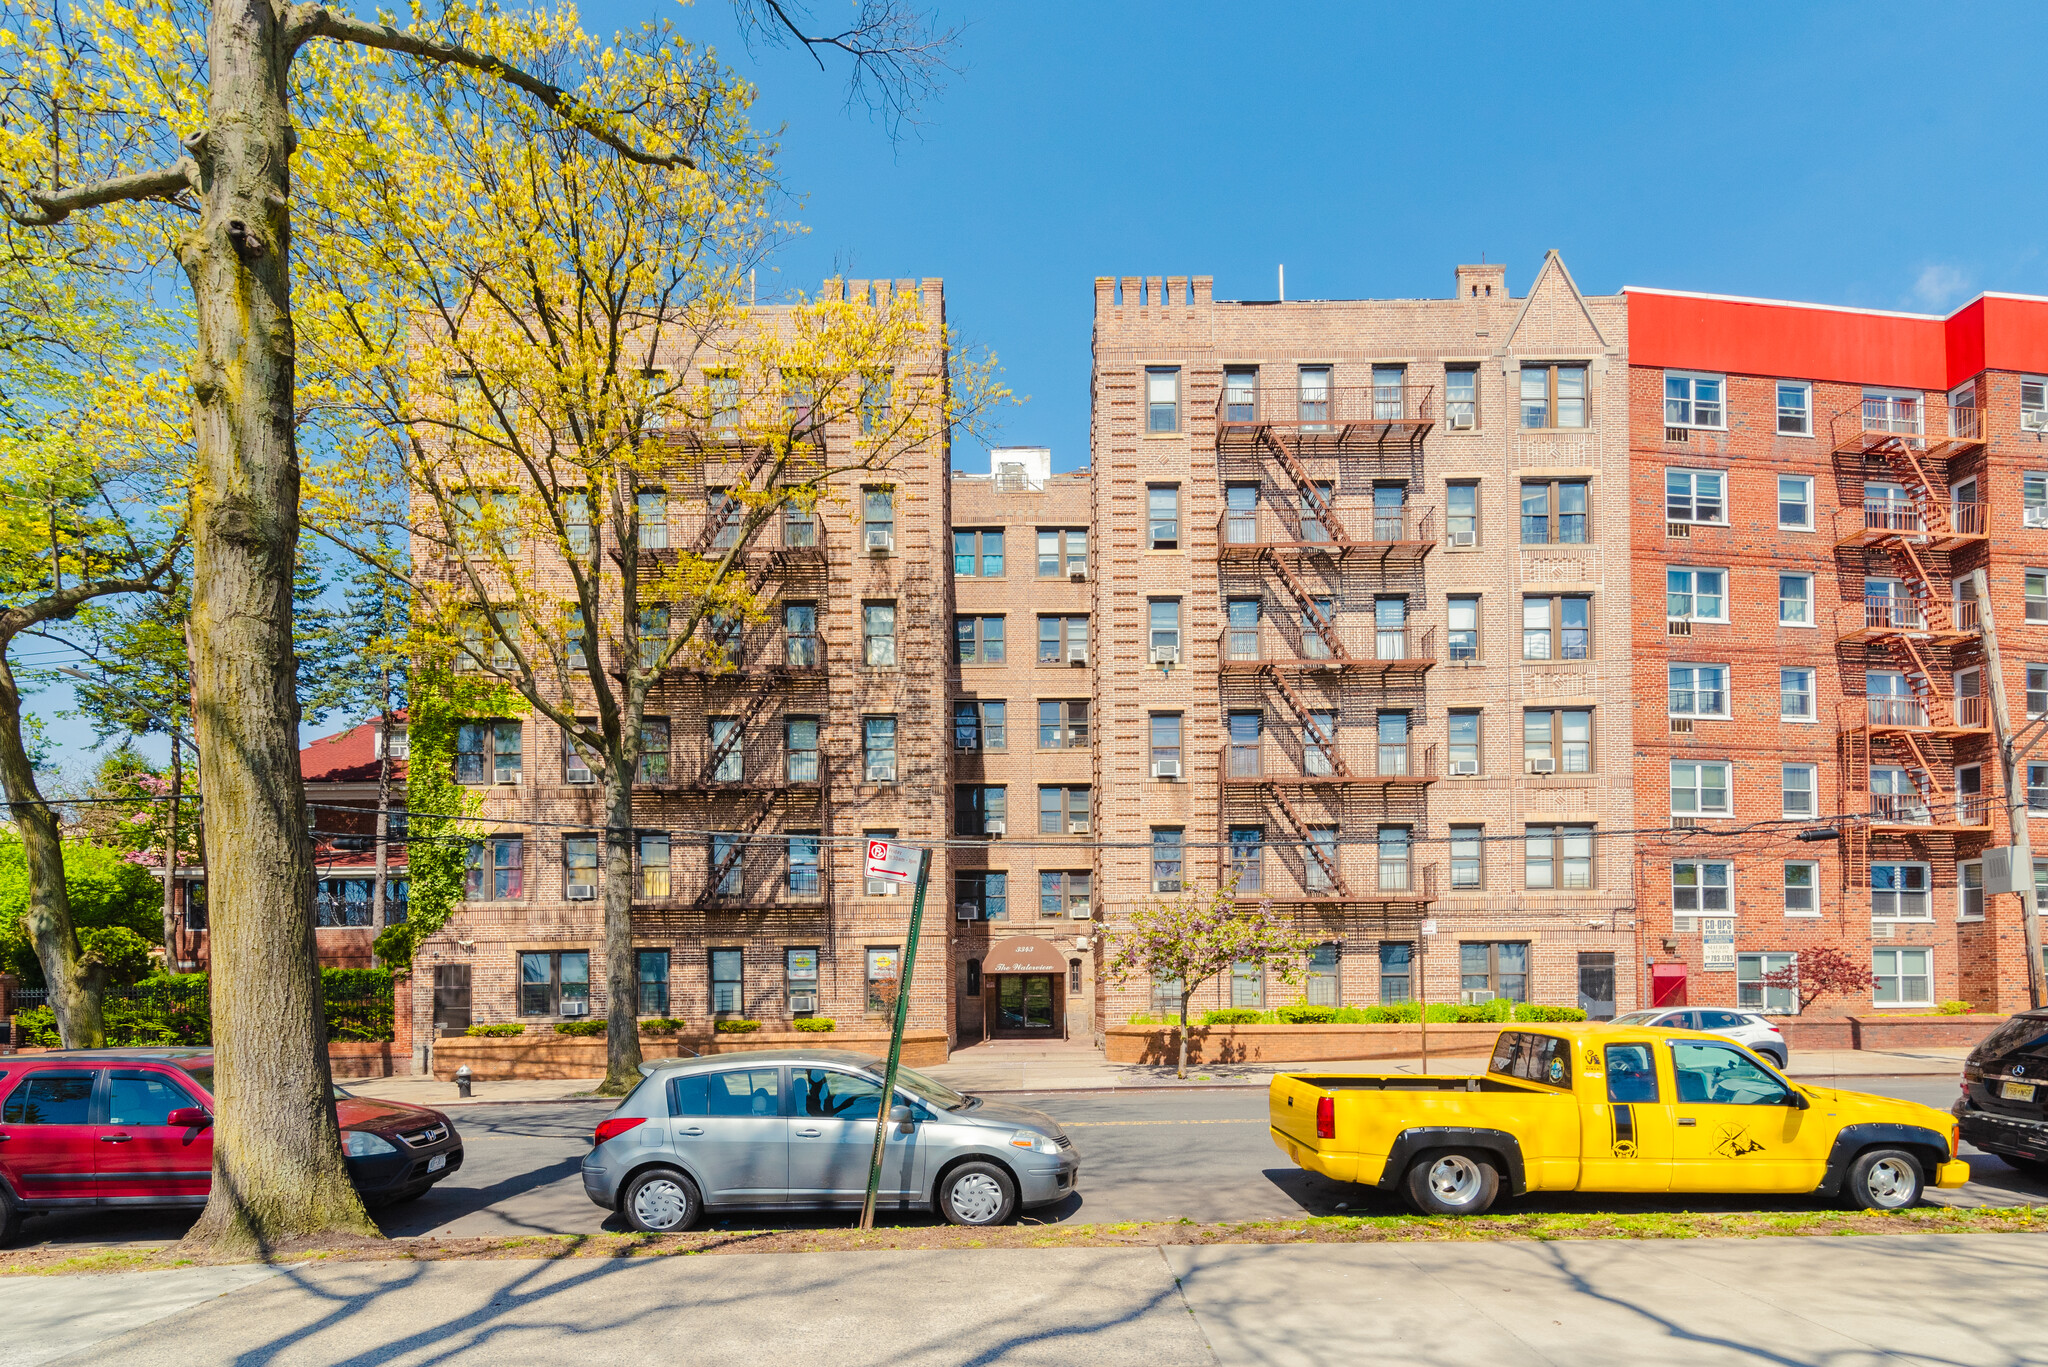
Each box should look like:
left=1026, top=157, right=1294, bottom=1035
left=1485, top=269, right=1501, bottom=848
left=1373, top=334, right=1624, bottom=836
left=860, top=844, right=931, bottom=1231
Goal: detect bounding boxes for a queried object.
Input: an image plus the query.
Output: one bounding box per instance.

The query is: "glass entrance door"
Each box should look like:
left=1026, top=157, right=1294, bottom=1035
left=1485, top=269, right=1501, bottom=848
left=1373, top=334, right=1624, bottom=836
left=996, top=975, right=1055, bottom=1030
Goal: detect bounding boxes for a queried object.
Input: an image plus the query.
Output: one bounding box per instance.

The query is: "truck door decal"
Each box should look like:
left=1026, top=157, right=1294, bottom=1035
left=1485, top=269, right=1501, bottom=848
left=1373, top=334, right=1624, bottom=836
left=1714, top=1123, right=1764, bottom=1158
left=1611, top=1103, right=1637, bottom=1157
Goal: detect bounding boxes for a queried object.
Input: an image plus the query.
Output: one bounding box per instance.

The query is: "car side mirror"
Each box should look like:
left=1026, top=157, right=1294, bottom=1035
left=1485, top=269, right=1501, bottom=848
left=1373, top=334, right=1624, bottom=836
left=1786, top=1090, right=1809, bottom=1111
left=889, top=1104, right=915, bottom=1125
left=167, top=1107, right=212, bottom=1129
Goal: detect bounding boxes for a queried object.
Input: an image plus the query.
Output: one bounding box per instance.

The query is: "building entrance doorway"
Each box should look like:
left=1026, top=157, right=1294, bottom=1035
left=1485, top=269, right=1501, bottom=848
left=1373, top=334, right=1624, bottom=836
left=997, top=975, right=1056, bottom=1031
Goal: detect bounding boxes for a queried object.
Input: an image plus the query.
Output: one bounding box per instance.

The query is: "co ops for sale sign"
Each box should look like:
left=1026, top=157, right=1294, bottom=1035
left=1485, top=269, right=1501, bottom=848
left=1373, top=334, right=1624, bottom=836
left=864, top=839, right=920, bottom=885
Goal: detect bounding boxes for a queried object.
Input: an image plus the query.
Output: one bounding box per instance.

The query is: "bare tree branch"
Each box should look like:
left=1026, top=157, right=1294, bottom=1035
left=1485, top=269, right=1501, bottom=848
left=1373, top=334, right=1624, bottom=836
left=4, top=160, right=198, bottom=227
left=733, top=0, right=958, bottom=134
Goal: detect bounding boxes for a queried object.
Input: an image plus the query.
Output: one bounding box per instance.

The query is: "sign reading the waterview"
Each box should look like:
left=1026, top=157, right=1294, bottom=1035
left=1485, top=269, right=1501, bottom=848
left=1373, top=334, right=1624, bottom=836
left=1702, top=917, right=1736, bottom=971
left=865, top=839, right=919, bottom=884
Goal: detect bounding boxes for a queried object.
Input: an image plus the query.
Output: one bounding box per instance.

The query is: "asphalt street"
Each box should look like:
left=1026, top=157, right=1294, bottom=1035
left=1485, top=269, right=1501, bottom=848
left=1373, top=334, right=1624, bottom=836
left=11, top=1073, right=2046, bottom=1249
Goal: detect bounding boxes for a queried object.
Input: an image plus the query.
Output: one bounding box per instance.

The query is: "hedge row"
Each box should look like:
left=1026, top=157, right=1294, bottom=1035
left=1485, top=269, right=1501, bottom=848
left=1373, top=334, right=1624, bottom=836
left=1127, top=1000, right=1589, bottom=1027
left=12, top=969, right=396, bottom=1047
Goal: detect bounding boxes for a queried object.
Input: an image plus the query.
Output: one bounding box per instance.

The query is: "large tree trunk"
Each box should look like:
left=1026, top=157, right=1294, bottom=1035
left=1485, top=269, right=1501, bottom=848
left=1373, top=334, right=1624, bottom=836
left=1177, top=991, right=1191, bottom=1081
left=599, top=771, right=643, bottom=1094
left=0, top=656, right=106, bottom=1045
left=178, top=0, right=375, bottom=1253
left=161, top=733, right=183, bottom=970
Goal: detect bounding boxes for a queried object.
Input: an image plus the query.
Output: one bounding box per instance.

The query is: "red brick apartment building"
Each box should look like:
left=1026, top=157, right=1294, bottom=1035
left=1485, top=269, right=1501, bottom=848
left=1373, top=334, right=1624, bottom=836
left=1628, top=286, right=2048, bottom=1014
left=1088, top=255, right=1639, bottom=1028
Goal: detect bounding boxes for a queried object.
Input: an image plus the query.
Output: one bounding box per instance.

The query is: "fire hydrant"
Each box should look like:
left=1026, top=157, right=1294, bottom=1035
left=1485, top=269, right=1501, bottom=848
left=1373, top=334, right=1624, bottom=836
left=455, top=1064, right=472, bottom=1099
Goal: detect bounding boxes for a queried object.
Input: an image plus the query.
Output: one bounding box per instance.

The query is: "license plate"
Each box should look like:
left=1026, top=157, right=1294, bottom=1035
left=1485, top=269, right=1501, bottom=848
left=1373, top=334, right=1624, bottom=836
left=427, top=1153, right=448, bottom=1172
left=2002, top=1082, right=2037, bottom=1102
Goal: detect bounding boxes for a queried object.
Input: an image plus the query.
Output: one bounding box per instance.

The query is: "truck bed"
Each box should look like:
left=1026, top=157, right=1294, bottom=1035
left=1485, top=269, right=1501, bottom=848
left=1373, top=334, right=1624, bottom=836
left=1287, top=1075, right=1528, bottom=1093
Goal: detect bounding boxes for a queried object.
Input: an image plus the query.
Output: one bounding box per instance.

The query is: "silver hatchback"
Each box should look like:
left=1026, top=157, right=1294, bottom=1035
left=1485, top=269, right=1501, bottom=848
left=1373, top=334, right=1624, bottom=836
left=581, top=1049, right=1080, bottom=1231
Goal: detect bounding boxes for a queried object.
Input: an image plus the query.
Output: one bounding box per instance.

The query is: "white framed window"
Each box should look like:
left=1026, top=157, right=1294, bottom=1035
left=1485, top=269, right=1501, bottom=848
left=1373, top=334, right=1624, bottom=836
left=2028, top=665, right=2048, bottom=720
left=1664, top=373, right=1726, bottom=429
left=1870, top=863, right=1931, bottom=921
left=1738, top=952, right=1798, bottom=1014
left=1959, top=860, right=1984, bottom=921
left=1672, top=860, right=1730, bottom=914
left=1781, top=764, right=1815, bottom=818
left=1873, top=947, right=1932, bottom=1006
left=2028, top=762, right=2048, bottom=816
left=1776, top=382, right=1812, bottom=437
left=1672, top=761, right=1730, bottom=816
left=1777, top=475, right=1813, bottom=528
left=2028, top=570, right=2048, bottom=624
left=1861, top=388, right=1922, bottom=437
left=1146, top=367, right=1180, bottom=433
left=1780, top=667, right=1814, bottom=721
left=1669, top=663, right=1729, bottom=718
left=2022, top=377, right=2048, bottom=432
left=2026, top=472, right=2048, bottom=528
left=1666, top=567, right=1727, bottom=622
left=1778, top=573, right=1812, bottom=626
left=1783, top=861, right=1818, bottom=917
left=1665, top=469, right=1727, bottom=524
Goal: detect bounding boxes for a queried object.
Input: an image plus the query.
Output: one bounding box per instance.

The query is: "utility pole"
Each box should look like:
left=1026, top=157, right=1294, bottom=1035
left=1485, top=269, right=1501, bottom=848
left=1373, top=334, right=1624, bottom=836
left=860, top=846, right=931, bottom=1231
left=1968, top=568, right=2046, bottom=1009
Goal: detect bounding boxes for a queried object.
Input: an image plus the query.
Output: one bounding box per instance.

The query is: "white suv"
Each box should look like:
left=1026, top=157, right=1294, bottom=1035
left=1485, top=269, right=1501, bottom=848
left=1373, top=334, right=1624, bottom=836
left=1610, top=1007, right=1788, bottom=1069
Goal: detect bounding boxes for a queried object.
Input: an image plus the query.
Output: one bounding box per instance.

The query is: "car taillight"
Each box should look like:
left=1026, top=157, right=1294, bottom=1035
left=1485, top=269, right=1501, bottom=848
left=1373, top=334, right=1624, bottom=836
left=594, top=1117, right=645, bottom=1146
left=1315, top=1096, right=1335, bottom=1140
left=1765, top=1025, right=1782, bottom=1034
left=1952, top=1123, right=1960, bottom=1160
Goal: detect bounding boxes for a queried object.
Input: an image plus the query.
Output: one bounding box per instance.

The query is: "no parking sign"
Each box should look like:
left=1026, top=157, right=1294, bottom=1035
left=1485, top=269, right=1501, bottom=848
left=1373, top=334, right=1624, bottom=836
left=864, top=838, right=919, bottom=884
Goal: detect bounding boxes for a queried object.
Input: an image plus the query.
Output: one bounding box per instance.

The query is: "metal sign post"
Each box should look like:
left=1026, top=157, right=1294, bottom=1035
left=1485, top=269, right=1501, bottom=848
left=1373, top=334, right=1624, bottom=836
left=860, top=843, right=931, bottom=1231
left=1418, top=918, right=1436, bottom=1074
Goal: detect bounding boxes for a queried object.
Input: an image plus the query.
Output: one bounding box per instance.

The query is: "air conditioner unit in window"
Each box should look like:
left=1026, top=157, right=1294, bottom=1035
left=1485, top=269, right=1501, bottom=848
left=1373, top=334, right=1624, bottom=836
left=1067, top=646, right=1088, bottom=665
left=1672, top=916, right=1699, bottom=933
left=1460, top=990, right=1494, bottom=1006
left=1150, top=646, right=1180, bottom=667
left=1450, top=759, right=1479, bottom=776
left=789, top=991, right=818, bottom=1014
left=1449, top=530, right=1476, bottom=547
left=955, top=902, right=979, bottom=921
left=1070, top=902, right=1092, bottom=919
left=2023, top=410, right=2048, bottom=432
left=984, top=819, right=1006, bottom=837
left=1526, top=759, right=1556, bottom=774
left=1449, top=414, right=1474, bottom=431
left=565, top=763, right=594, bottom=785
left=566, top=883, right=596, bottom=900
left=865, top=879, right=893, bottom=896
left=1068, top=819, right=1090, bottom=835
left=494, top=766, right=520, bottom=784
left=1152, top=759, right=1182, bottom=780
left=560, top=999, right=588, bottom=1017
left=1070, top=568, right=1088, bottom=582
left=2027, top=507, right=2048, bottom=529
left=1872, top=921, right=1895, bottom=939
left=865, top=527, right=894, bottom=554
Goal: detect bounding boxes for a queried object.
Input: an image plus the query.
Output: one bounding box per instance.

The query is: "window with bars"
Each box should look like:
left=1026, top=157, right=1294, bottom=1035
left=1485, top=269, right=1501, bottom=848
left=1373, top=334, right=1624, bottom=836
left=786, top=716, right=820, bottom=782
left=1378, top=942, right=1413, bottom=1004
left=710, top=949, right=745, bottom=1014
left=637, top=949, right=670, bottom=1016
left=1669, top=664, right=1729, bottom=718
left=786, top=834, right=820, bottom=895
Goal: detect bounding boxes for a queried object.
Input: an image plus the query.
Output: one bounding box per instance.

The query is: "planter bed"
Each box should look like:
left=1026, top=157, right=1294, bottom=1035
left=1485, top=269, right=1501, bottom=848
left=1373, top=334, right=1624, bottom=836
left=432, top=1029, right=950, bottom=1080
left=1105, top=1022, right=1506, bottom=1067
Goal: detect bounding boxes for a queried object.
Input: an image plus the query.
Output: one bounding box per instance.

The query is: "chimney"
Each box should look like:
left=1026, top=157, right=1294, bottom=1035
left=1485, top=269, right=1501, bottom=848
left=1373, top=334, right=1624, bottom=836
left=1455, top=263, right=1506, bottom=301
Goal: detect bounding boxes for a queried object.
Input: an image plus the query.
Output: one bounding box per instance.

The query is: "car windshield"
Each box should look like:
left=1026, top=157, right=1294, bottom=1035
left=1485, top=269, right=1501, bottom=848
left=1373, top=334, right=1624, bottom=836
left=1610, top=1012, right=1659, bottom=1026
left=183, top=1066, right=215, bottom=1096
left=889, top=1064, right=971, bottom=1111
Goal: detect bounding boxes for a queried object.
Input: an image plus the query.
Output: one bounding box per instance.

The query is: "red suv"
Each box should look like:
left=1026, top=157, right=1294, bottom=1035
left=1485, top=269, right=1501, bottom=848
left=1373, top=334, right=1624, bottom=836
left=0, top=1049, right=464, bottom=1245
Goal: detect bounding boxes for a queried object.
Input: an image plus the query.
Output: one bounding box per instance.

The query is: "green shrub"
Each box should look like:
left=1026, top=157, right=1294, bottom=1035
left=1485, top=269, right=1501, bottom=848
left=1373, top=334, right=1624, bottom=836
left=1275, top=1004, right=1338, bottom=1025
left=1126, top=1013, right=1157, bottom=1025
left=640, top=1018, right=687, bottom=1034
left=465, top=1022, right=525, bottom=1038
left=1199, top=1008, right=1265, bottom=1025
left=715, top=1019, right=763, bottom=1034
left=553, top=1019, right=606, bottom=1037
left=792, top=1017, right=836, bottom=1032
left=1512, top=1003, right=1588, bottom=1023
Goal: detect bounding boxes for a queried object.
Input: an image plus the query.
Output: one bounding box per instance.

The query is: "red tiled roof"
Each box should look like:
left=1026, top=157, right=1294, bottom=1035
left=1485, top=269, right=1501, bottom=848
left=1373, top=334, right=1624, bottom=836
left=301, top=712, right=408, bottom=785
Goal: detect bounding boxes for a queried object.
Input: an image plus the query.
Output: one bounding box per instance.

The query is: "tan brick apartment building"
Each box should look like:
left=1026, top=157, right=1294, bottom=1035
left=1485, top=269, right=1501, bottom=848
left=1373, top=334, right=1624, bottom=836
left=1627, top=286, right=2048, bottom=1016
left=403, top=280, right=957, bottom=1051
left=1086, top=254, right=1638, bottom=1028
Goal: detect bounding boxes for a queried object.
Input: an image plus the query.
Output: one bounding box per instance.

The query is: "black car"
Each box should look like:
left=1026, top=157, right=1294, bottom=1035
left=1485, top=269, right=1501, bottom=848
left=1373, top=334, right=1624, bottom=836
left=1955, top=1010, right=2048, bottom=1174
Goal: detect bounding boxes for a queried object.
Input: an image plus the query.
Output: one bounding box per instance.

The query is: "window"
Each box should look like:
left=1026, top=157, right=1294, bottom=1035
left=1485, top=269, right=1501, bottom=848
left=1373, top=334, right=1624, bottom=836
left=1776, top=382, right=1812, bottom=436
left=104, top=1069, right=203, bottom=1128
left=864, top=947, right=900, bottom=1012
left=1669, top=664, right=1729, bottom=718
left=710, top=948, right=745, bottom=1014
left=1374, top=597, right=1406, bottom=659
left=1445, top=368, right=1478, bottom=428
left=1229, top=825, right=1264, bottom=893
left=956, top=870, right=1008, bottom=922
left=706, top=488, right=742, bottom=551
left=1778, top=475, right=1813, bottom=528
left=0, top=1071, right=90, bottom=1126
left=1223, top=367, right=1258, bottom=422
left=1526, top=824, right=1594, bottom=889
left=781, top=602, right=818, bottom=668
left=701, top=716, right=740, bottom=783
left=956, top=615, right=1006, bottom=665
left=784, top=716, right=820, bottom=783
left=313, top=878, right=373, bottom=927
left=704, top=831, right=743, bottom=898
left=1149, top=598, right=1182, bottom=656
left=1446, top=482, right=1479, bottom=546
left=455, top=720, right=521, bottom=784
left=519, top=949, right=587, bottom=1016
left=466, top=836, right=524, bottom=900
left=1038, top=528, right=1087, bottom=577
left=1780, top=763, right=1816, bottom=818
left=956, top=786, right=1006, bottom=837
left=1373, top=711, right=1406, bottom=778
left=1150, top=713, right=1183, bottom=774
left=1871, top=864, right=1930, bottom=920
left=1040, top=870, right=1091, bottom=919
left=1378, top=942, right=1413, bottom=1003
left=862, top=601, right=896, bottom=667
left=1372, top=364, right=1407, bottom=419
left=1151, top=972, right=1184, bottom=1017
left=1231, top=960, right=1264, bottom=1009
left=1784, top=861, right=1817, bottom=916
left=184, top=883, right=207, bottom=931
left=1038, top=700, right=1089, bottom=749
left=1664, top=373, right=1725, bottom=429
left=455, top=606, right=519, bottom=673
left=1448, top=595, right=1480, bottom=661
left=1780, top=667, right=1814, bottom=721
left=1039, top=785, right=1091, bottom=835
left=2024, top=377, right=2048, bottom=431
left=786, top=946, right=820, bottom=1007
left=636, top=490, right=668, bottom=550
left=1670, top=1040, right=1791, bottom=1105
left=1450, top=824, right=1484, bottom=890
left=637, top=949, right=670, bottom=1015
left=1665, top=469, right=1727, bottom=524
left=953, top=529, right=1004, bottom=578
left=1521, top=363, right=1588, bottom=429
left=1523, top=708, right=1592, bottom=774
left=1960, top=861, right=1984, bottom=921
left=785, top=833, right=820, bottom=895
left=1147, top=485, right=1179, bottom=549
left=1672, top=761, right=1731, bottom=816
left=952, top=700, right=1006, bottom=753
left=863, top=716, right=897, bottom=783
left=637, top=833, right=671, bottom=898
left=1377, top=826, right=1411, bottom=892
left=1146, top=367, right=1180, bottom=432
left=1306, top=943, right=1341, bottom=1007
left=860, top=371, right=890, bottom=434
left=708, top=372, right=740, bottom=430
left=1152, top=828, right=1184, bottom=892
left=2030, top=665, right=2048, bottom=720
left=2029, top=570, right=2048, bottom=624
left=1304, top=825, right=1338, bottom=892
left=1776, top=573, right=1812, bottom=627
left=1672, top=861, right=1730, bottom=914
left=1522, top=595, right=1591, bottom=660
left=1666, top=568, right=1727, bottom=622
left=1037, top=615, right=1089, bottom=664
left=561, top=835, right=598, bottom=899
left=2028, top=473, right=2048, bottom=529
left=2031, top=763, right=2048, bottom=816
left=1448, top=710, right=1481, bottom=774
left=1873, top=948, right=1932, bottom=1006
left=1461, top=942, right=1529, bottom=1003
left=1519, top=479, right=1589, bottom=545
left=863, top=487, right=894, bottom=541
left=1299, top=479, right=1337, bottom=542
left=1299, top=365, right=1331, bottom=428
left=1732, top=953, right=1794, bottom=1016
left=633, top=719, right=669, bottom=782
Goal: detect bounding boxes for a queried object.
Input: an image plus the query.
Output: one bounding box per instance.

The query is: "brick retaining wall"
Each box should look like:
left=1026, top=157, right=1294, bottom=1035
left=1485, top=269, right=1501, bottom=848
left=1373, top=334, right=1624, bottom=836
left=430, top=1029, right=951, bottom=1080
left=1105, top=1022, right=1507, bottom=1066
left=1778, top=1014, right=2010, bottom=1052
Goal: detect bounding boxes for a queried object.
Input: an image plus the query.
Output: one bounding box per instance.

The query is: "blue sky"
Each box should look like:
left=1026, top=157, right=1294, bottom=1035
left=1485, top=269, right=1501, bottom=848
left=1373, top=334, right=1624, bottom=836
left=34, top=0, right=2048, bottom=767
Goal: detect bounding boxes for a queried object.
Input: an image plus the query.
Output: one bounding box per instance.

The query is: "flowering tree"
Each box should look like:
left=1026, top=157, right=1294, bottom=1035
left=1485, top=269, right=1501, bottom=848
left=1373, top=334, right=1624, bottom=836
left=1106, top=879, right=1317, bottom=1079
left=1761, top=945, right=1877, bottom=1015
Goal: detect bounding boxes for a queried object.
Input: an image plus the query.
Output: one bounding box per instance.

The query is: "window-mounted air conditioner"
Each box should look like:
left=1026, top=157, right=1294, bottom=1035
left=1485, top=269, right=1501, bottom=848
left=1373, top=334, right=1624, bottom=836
left=1526, top=759, right=1556, bottom=774
left=1449, top=414, right=1475, bottom=431
left=1068, top=819, right=1090, bottom=835
left=1449, top=530, right=1476, bottom=547
left=1460, top=990, right=1494, bottom=1006
left=1069, top=902, right=1092, bottom=920
left=1450, top=759, right=1479, bottom=776
left=984, top=819, right=1006, bottom=837
left=955, top=902, right=979, bottom=921
left=566, top=883, right=596, bottom=901
left=2027, top=507, right=2048, bottom=529
left=865, top=527, right=894, bottom=554
left=2023, top=410, right=2048, bottom=432
left=1871, top=921, right=1895, bottom=939
left=1152, top=759, right=1183, bottom=780
left=865, top=879, right=893, bottom=896
left=560, top=1000, right=588, bottom=1017
left=565, top=763, right=594, bottom=785
left=1070, top=568, right=1089, bottom=582
left=1150, top=646, right=1181, bottom=667
left=789, top=991, right=819, bottom=1014
left=494, top=766, right=521, bottom=784
left=1068, top=646, right=1089, bottom=665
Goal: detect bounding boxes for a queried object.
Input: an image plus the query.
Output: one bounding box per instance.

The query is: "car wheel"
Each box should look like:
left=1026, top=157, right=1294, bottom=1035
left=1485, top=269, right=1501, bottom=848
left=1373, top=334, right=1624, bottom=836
left=621, top=1168, right=701, bottom=1233
left=1846, top=1148, right=1924, bottom=1211
left=0, top=1185, right=20, bottom=1249
left=1403, top=1149, right=1501, bottom=1217
left=1761, top=1048, right=1787, bottom=1070
left=937, top=1161, right=1017, bottom=1227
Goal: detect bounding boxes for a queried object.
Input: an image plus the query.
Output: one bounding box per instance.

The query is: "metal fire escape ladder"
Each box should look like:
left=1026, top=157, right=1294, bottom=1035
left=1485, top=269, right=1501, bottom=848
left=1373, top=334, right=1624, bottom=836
left=1891, top=634, right=1955, bottom=728
left=1887, top=534, right=1952, bottom=633
left=1267, top=555, right=1349, bottom=660
left=1897, top=730, right=1951, bottom=798
left=1259, top=427, right=1353, bottom=545
left=693, top=791, right=779, bottom=907
left=1265, top=785, right=1351, bottom=898
left=1890, top=440, right=1954, bottom=539
left=1266, top=670, right=1351, bottom=778
left=700, top=679, right=779, bottom=785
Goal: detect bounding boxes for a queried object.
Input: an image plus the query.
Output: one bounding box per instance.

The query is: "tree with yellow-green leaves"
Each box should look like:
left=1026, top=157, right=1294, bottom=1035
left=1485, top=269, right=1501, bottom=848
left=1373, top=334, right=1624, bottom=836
left=298, top=45, right=1007, bottom=1094
left=1, top=0, right=957, bottom=1251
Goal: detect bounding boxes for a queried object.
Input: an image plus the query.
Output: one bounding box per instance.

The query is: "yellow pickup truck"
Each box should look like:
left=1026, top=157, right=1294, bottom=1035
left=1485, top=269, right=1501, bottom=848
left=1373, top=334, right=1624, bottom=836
left=1270, top=1022, right=1968, bottom=1215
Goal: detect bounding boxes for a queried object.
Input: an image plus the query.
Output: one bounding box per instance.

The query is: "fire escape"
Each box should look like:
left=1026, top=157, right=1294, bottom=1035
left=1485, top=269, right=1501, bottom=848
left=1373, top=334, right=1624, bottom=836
left=1212, top=377, right=1439, bottom=912
left=1829, top=395, right=1993, bottom=894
